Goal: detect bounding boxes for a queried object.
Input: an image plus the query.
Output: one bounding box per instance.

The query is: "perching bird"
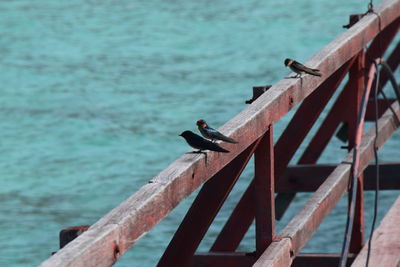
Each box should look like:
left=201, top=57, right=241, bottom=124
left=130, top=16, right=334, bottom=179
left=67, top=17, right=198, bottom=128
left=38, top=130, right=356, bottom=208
left=179, top=130, right=229, bottom=153
left=196, top=119, right=238, bottom=144
left=284, top=58, right=322, bottom=77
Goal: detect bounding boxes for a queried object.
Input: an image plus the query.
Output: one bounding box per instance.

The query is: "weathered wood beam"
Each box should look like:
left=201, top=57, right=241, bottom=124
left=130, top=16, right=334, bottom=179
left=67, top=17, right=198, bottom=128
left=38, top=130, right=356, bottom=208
left=39, top=1, right=400, bottom=266
left=192, top=252, right=256, bottom=267
left=274, top=57, right=356, bottom=181
left=277, top=163, right=400, bottom=193
left=350, top=197, right=400, bottom=267
left=253, top=101, right=400, bottom=267
left=157, top=139, right=261, bottom=267
left=276, top=14, right=400, bottom=220
left=274, top=56, right=356, bottom=219
left=365, top=99, right=395, bottom=121
left=347, top=51, right=366, bottom=253
left=292, top=253, right=356, bottom=267
left=275, top=73, right=358, bottom=219
left=210, top=160, right=400, bottom=253
left=212, top=57, right=357, bottom=251
left=255, top=126, right=275, bottom=255
left=253, top=238, right=293, bottom=267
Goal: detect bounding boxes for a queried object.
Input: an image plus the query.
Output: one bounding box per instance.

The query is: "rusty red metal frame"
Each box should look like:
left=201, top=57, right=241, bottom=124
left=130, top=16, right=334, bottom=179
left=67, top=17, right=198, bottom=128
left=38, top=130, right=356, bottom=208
left=207, top=56, right=358, bottom=254
left=351, top=197, right=400, bottom=267
left=276, top=15, right=400, bottom=220
left=340, top=58, right=383, bottom=266
left=39, top=0, right=400, bottom=266
left=277, top=162, right=400, bottom=192
left=191, top=87, right=400, bottom=267
left=254, top=126, right=275, bottom=255
left=157, top=139, right=262, bottom=267
left=254, top=101, right=400, bottom=267
left=347, top=51, right=366, bottom=254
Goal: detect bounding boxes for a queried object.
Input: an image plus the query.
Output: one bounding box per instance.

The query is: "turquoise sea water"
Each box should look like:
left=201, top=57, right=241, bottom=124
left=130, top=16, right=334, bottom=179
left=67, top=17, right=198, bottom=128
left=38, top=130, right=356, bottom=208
left=1, top=0, right=399, bottom=266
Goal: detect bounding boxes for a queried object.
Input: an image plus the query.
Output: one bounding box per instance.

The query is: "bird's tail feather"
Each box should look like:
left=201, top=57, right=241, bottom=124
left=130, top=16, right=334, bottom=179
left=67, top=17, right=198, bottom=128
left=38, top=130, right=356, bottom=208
left=306, top=69, right=322, bottom=76
left=220, top=136, right=239, bottom=144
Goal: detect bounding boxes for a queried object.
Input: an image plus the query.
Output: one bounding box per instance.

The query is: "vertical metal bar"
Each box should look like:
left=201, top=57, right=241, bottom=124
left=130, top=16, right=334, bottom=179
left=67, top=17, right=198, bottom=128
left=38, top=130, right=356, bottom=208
left=157, top=139, right=261, bottom=267
left=340, top=58, right=381, bottom=267
left=349, top=174, right=365, bottom=253
left=346, top=51, right=366, bottom=253
left=255, top=125, right=275, bottom=255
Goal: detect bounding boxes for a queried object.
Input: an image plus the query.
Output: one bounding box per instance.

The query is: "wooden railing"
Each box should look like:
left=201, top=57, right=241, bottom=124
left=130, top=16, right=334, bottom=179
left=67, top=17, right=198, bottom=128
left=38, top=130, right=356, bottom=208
left=40, top=0, right=400, bottom=266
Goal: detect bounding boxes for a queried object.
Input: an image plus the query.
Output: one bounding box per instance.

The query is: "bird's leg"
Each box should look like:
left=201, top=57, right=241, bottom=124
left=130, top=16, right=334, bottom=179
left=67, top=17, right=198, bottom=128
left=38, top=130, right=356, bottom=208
left=186, top=150, right=205, bottom=154
left=193, top=150, right=207, bottom=155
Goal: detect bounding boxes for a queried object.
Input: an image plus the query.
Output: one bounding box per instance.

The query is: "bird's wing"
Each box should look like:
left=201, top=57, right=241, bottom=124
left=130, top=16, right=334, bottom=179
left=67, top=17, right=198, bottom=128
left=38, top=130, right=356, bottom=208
left=198, top=126, right=209, bottom=139
left=293, top=61, right=321, bottom=76
left=208, top=128, right=238, bottom=143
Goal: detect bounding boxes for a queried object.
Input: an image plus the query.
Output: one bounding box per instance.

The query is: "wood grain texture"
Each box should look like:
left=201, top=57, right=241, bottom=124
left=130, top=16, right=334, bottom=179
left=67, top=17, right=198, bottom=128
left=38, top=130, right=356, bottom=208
left=39, top=0, right=400, bottom=266
left=253, top=101, right=400, bottom=267
left=255, top=127, right=275, bottom=255
left=278, top=163, right=400, bottom=192
left=192, top=252, right=256, bottom=267
left=274, top=56, right=357, bottom=220
left=350, top=197, right=400, bottom=267
left=292, top=253, right=356, bottom=267
left=157, top=140, right=261, bottom=267
left=253, top=238, right=293, bottom=267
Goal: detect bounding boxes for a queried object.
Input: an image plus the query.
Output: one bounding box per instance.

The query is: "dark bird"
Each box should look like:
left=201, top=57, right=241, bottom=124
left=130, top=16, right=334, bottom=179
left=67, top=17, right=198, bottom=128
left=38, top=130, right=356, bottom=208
left=196, top=119, right=238, bottom=144
left=284, top=58, right=322, bottom=77
left=179, top=130, right=229, bottom=153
